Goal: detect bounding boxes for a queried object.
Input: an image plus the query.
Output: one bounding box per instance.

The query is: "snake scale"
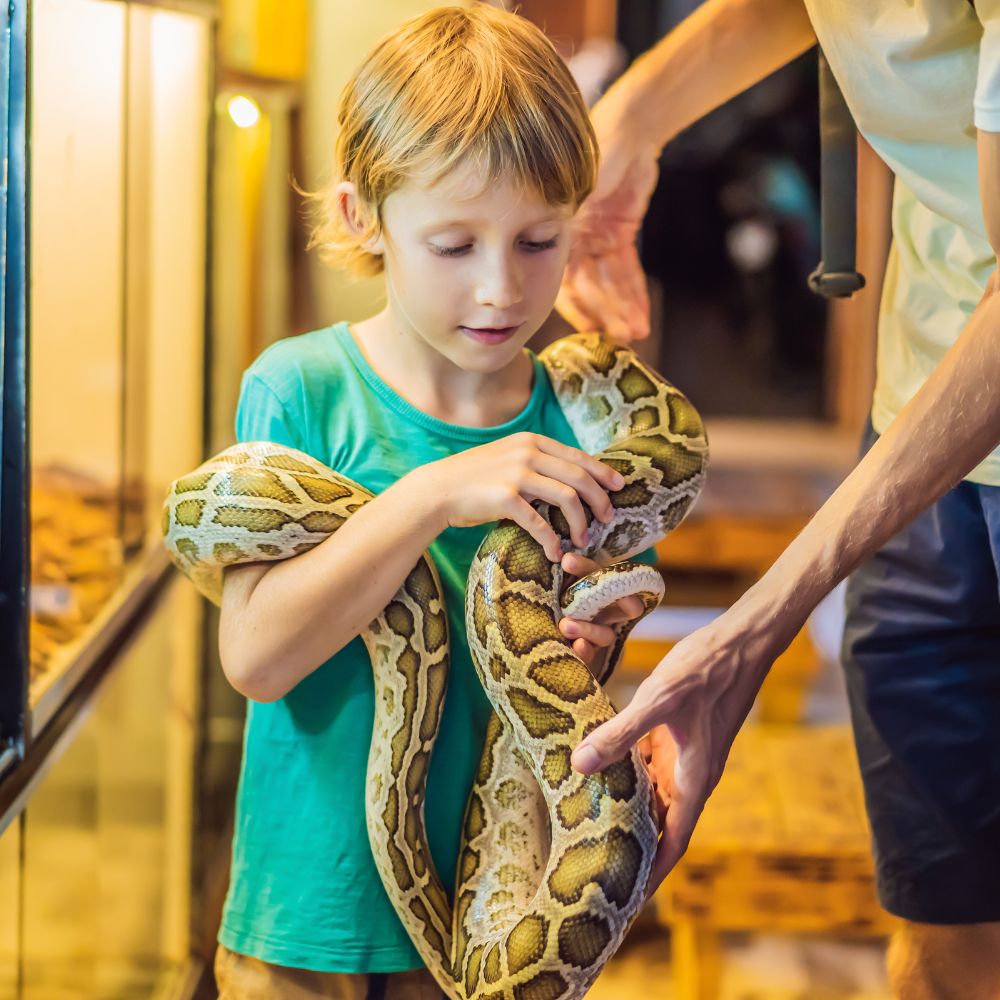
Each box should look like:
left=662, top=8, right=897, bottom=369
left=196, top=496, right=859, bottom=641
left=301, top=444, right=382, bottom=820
left=162, top=333, right=708, bottom=999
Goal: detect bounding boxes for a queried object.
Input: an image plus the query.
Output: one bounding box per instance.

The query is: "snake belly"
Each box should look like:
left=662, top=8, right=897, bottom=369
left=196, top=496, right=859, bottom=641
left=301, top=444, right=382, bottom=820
left=161, top=332, right=708, bottom=999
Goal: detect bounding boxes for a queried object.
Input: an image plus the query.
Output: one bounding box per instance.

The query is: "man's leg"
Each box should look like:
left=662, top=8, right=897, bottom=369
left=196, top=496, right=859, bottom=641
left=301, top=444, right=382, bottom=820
left=887, top=922, right=1000, bottom=999
left=842, top=427, right=1000, bottom=998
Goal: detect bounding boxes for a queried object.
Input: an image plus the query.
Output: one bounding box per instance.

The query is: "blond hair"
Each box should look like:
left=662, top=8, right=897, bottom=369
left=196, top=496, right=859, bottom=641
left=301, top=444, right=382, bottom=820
left=305, top=4, right=598, bottom=277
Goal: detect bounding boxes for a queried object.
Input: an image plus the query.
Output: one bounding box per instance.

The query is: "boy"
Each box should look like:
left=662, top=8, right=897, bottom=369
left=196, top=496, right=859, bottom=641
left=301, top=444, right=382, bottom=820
left=213, top=6, right=647, bottom=998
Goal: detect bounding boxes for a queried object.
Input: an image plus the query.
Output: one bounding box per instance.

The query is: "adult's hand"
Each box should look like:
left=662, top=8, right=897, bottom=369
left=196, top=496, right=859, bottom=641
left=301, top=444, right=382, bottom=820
left=571, top=606, right=793, bottom=894
left=557, top=84, right=661, bottom=344
left=557, top=0, right=818, bottom=344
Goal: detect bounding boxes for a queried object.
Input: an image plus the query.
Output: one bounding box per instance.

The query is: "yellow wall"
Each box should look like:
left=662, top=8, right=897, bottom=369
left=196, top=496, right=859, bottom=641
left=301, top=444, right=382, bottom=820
left=221, top=0, right=308, bottom=80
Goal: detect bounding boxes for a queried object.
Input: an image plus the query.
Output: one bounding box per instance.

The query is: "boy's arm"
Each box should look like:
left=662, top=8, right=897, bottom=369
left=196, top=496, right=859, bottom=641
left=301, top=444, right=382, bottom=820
left=220, top=473, right=446, bottom=703
left=558, top=0, right=816, bottom=341
left=572, top=130, right=1000, bottom=891
left=221, top=432, right=625, bottom=702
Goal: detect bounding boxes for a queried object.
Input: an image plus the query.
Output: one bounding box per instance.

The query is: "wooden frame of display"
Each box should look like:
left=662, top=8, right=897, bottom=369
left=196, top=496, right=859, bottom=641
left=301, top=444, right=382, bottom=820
left=0, top=0, right=29, bottom=780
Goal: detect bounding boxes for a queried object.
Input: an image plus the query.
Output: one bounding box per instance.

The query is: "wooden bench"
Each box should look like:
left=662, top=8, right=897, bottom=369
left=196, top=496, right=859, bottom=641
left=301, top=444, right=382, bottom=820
left=651, top=725, right=896, bottom=1000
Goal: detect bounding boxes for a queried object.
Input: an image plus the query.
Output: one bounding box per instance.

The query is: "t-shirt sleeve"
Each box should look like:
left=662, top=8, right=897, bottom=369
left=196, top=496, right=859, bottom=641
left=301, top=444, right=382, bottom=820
left=235, top=370, right=307, bottom=452
left=975, top=2, right=1000, bottom=131
left=632, top=546, right=659, bottom=566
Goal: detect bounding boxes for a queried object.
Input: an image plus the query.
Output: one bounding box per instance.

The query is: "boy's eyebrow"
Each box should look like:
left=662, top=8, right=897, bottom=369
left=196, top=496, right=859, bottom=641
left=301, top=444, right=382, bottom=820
left=418, top=214, right=565, bottom=236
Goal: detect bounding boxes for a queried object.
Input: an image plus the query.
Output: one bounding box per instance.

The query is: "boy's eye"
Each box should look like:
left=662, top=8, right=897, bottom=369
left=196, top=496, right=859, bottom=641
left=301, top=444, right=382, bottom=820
left=429, top=244, right=471, bottom=258
left=429, top=237, right=559, bottom=258
left=522, top=237, right=559, bottom=252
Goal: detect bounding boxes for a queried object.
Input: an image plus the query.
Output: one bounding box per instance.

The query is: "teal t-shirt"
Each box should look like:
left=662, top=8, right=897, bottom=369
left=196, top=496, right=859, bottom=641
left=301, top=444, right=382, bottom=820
left=219, top=321, right=650, bottom=973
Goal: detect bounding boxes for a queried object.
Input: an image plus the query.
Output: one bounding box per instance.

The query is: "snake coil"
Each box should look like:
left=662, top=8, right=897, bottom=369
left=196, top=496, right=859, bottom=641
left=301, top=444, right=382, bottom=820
left=163, top=333, right=707, bottom=999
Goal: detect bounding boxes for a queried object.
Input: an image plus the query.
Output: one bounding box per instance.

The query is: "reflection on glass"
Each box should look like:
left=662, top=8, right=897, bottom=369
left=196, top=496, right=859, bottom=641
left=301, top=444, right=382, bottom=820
left=29, top=0, right=126, bottom=694
left=136, top=8, right=209, bottom=512
left=29, top=0, right=208, bottom=701
left=21, top=578, right=202, bottom=999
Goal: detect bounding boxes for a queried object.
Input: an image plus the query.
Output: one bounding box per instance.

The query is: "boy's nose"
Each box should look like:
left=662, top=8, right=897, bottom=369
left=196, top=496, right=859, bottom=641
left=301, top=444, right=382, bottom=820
left=474, top=258, right=522, bottom=309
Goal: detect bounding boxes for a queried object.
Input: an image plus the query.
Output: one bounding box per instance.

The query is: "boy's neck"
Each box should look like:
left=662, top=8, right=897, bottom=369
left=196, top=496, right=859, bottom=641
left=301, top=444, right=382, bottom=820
left=350, top=311, right=535, bottom=428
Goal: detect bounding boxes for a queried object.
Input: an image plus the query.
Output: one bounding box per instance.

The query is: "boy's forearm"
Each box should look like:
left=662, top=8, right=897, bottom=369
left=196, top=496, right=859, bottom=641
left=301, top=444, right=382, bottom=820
left=614, top=0, right=816, bottom=149
left=225, top=468, right=447, bottom=701
left=734, top=285, right=1000, bottom=657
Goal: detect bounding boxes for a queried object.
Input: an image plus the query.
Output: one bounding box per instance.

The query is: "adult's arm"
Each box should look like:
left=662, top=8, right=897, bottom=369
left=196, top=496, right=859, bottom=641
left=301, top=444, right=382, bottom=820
left=573, top=128, right=1000, bottom=893
left=558, top=0, right=816, bottom=341
left=602, top=0, right=816, bottom=151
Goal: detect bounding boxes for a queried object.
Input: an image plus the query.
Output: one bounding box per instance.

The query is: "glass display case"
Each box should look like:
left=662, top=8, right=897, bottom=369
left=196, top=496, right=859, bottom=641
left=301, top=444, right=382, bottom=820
left=0, top=1, right=220, bottom=995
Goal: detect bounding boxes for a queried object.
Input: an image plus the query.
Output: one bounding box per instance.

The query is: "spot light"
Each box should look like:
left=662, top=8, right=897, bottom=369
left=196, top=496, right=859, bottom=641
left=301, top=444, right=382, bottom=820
left=227, top=95, right=260, bottom=129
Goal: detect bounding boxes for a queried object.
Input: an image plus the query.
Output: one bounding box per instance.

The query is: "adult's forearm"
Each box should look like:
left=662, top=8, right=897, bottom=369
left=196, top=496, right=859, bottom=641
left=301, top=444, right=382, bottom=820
left=222, top=469, right=445, bottom=701
left=739, top=284, right=1000, bottom=646
left=614, top=0, right=816, bottom=149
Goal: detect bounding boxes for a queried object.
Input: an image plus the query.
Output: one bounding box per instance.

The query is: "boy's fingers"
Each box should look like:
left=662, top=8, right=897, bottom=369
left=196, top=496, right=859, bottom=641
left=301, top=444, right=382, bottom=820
left=561, top=552, right=600, bottom=575
left=533, top=455, right=614, bottom=524
left=509, top=497, right=562, bottom=562
left=523, top=474, right=590, bottom=548
left=618, top=595, right=645, bottom=619
left=534, top=437, right=625, bottom=491
left=588, top=596, right=646, bottom=625
left=560, top=618, right=616, bottom=648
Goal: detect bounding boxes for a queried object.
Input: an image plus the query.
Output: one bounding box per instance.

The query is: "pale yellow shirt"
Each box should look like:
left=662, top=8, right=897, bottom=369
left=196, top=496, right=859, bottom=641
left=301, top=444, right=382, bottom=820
left=803, top=0, right=1000, bottom=485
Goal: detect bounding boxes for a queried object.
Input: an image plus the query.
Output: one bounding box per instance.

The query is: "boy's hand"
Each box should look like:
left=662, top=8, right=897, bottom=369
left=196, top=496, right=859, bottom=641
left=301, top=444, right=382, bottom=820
left=414, top=433, right=624, bottom=563
left=558, top=552, right=646, bottom=665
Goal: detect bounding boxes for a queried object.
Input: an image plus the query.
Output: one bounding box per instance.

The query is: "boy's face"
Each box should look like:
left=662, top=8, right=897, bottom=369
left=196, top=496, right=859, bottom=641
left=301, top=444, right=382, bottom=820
left=377, top=159, right=574, bottom=374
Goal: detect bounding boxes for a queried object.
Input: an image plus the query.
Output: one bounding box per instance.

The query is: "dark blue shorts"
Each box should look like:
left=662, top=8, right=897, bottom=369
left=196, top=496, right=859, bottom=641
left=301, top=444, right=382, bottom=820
left=841, top=422, right=1000, bottom=924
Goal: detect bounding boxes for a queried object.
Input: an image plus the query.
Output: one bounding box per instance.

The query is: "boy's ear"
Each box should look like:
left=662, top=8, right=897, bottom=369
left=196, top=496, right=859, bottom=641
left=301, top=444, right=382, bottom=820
left=335, top=181, right=384, bottom=255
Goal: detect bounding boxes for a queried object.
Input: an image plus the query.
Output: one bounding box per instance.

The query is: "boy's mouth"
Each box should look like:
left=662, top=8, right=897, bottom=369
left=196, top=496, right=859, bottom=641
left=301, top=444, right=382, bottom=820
left=459, top=324, right=522, bottom=345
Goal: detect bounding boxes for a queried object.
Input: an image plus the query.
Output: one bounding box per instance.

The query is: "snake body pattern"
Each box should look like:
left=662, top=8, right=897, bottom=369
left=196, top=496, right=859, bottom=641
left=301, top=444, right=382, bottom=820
left=162, top=333, right=708, bottom=999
